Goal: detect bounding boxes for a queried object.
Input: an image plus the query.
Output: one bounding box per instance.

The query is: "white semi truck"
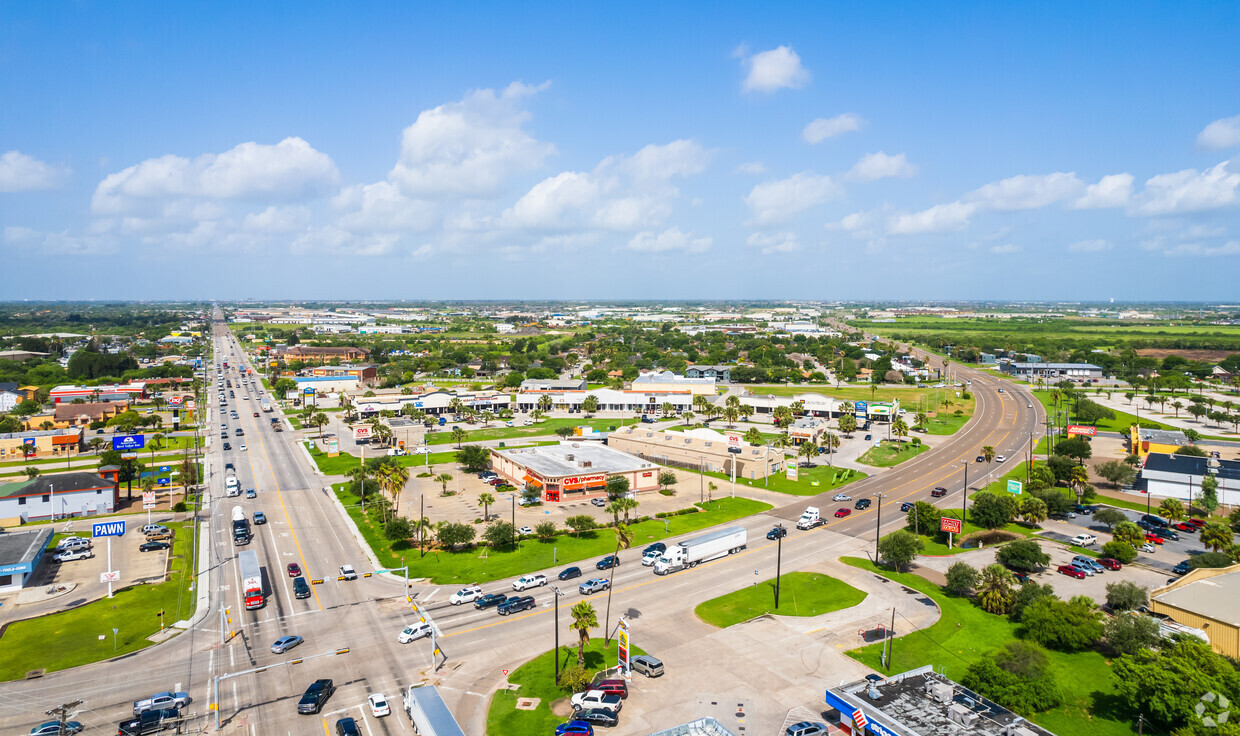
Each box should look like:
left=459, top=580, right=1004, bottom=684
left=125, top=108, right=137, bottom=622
left=653, top=526, right=747, bottom=575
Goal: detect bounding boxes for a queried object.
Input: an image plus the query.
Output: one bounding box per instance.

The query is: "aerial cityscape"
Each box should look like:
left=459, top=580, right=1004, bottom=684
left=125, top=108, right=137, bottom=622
left=1, top=5, right=1240, bottom=736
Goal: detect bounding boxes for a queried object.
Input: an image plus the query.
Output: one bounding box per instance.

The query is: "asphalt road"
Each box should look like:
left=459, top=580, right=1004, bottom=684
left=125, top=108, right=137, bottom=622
left=0, top=327, right=1043, bottom=736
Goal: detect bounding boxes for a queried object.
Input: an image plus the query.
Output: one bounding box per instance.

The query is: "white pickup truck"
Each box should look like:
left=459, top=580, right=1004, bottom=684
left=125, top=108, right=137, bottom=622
left=570, top=689, right=622, bottom=713
left=512, top=574, right=547, bottom=591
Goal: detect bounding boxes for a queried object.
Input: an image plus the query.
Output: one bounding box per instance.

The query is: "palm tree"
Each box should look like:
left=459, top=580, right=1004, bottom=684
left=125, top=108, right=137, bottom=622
left=693, top=394, right=710, bottom=418
left=838, top=413, right=857, bottom=437
left=147, top=432, right=165, bottom=464
left=681, top=410, right=694, bottom=425
left=88, top=437, right=106, bottom=454
left=976, top=564, right=1016, bottom=614
left=982, top=445, right=996, bottom=463
left=722, top=406, right=740, bottom=427
left=451, top=426, right=467, bottom=448
left=1201, top=523, right=1234, bottom=553
left=772, top=405, right=792, bottom=428
left=537, top=394, right=553, bottom=413
left=379, top=462, right=410, bottom=516
left=582, top=394, right=600, bottom=416
left=479, top=492, right=495, bottom=521
left=797, top=441, right=818, bottom=467
left=604, top=500, right=623, bottom=526
left=1156, top=498, right=1185, bottom=522
left=1019, top=496, right=1048, bottom=526
left=602, top=522, right=633, bottom=644
left=914, top=412, right=928, bottom=432
left=569, top=602, right=598, bottom=666
left=436, top=472, right=453, bottom=495
left=617, top=497, right=639, bottom=524
left=891, top=418, right=909, bottom=442
left=744, top=427, right=764, bottom=445
left=725, top=395, right=741, bottom=410
left=660, top=401, right=675, bottom=418
left=739, top=404, right=755, bottom=423
left=311, top=412, right=329, bottom=438
left=706, top=481, right=717, bottom=502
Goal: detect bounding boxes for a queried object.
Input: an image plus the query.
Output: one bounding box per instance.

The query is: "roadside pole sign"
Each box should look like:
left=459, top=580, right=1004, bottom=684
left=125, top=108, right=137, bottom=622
left=1067, top=425, right=1097, bottom=437
left=100, top=571, right=121, bottom=583
left=112, top=434, right=146, bottom=451
left=120, top=452, right=139, bottom=460
left=142, top=492, right=156, bottom=506
left=92, top=520, right=126, bottom=538
left=940, top=517, right=962, bottom=534
left=617, top=619, right=631, bottom=681
left=1007, top=479, right=1023, bottom=495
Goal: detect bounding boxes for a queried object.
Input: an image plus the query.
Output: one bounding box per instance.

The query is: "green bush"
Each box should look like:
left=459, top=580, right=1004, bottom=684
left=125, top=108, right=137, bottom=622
left=172, top=501, right=188, bottom=512
left=1100, top=541, right=1137, bottom=564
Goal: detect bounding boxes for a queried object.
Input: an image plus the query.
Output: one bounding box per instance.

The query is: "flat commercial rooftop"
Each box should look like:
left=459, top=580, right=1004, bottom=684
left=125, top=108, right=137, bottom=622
left=494, top=442, right=654, bottom=478
left=0, top=528, right=54, bottom=567
left=1155, top=569, right=1240, bottom=626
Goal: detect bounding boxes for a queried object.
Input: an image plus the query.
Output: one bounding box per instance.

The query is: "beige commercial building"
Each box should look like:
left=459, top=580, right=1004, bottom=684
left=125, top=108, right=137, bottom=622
left=489, top=442, right=660, bottom=503
left=630, top=371, right=717, bottom=396
left=0, top=428, right=85, bottom=462
left=607, top=426, right=784, bottom=482
left=1150, top=565, right=1240, bottom=659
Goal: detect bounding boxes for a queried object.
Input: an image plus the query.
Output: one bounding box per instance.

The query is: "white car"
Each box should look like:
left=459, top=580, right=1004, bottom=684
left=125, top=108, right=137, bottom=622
left=448, top=585, right=483, bottom=605
left=367, top=693, right=390, bottom=718
left=505, top=421, right=515, bottom=427
left=398, top=621, right=433, bottom=643
left=996, top=455, right=1006, bottom=463
left=57, top=537, right=91, bottom=551
left=512, top=574, right=547, bottom=591
left=518, top=526, right=534, bottom=536
left=642, top=550, right=661, bottom=566
left=339, top=564, right=358, bottom=580
left=54, top=548, right=94, bottom=562
left=832, top=493, right=851, bottom=502
left=523, top=420, right=534, bottom=426
left=239, top=444, right=247, bottom=452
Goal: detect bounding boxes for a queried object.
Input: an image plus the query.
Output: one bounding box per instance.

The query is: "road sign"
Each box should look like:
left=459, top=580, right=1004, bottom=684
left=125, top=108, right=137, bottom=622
left=100, top=571, right=121, bottom=583
left=1067, top=425, right=1097, bottom=436
left=940, top=517, right=962, bottom=534
left=1007, top=479, right=1023, bottom=495
left=92, top=520, right=126, bottom=538
left=354, top=426, right=373, bottom=441
left=159, top=466, right=171, bottom=472
left=113, top=434, right=145, bottom=451
left=303, top=387, right=315, bottom=394
left=142, top=492, right=156, bottom=505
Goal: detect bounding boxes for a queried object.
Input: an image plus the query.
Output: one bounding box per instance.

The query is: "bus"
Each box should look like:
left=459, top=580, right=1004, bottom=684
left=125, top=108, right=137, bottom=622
left=237, top=549, right=264, bottom=610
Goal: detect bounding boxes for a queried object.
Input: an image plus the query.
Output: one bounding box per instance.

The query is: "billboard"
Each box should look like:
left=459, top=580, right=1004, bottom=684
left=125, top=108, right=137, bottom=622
left=1007, top=479, right=1023, bottom=495
left=855, top=401, right=868, bottom=417
left=617, top=619, right=631, bottom=681
left=353, top=426, right=373, bottom=441
left=92, top=520, right=126, bottom=538
left=940, top=517, right=962, bottom=534
left=1067, top=425, right=1097, bottom=437
left=727, top=434, right=741, bottom=449
left=112, top=434, right=145, bottom=451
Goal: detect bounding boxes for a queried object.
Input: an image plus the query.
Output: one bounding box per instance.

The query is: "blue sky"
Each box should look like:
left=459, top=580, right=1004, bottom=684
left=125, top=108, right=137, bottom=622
left=1, top=2, right=1238, bottom=301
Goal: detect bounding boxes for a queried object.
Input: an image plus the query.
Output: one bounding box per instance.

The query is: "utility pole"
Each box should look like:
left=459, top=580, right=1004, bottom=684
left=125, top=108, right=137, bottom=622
left=961, top=461, right=968, bottom=523
left=774, top=526, right=783, bottom=609
left=552, top=586, right=564, bottom=683
left=45, top=700, right=82, bottom=735
left=873, top=493, right=883, bottom=560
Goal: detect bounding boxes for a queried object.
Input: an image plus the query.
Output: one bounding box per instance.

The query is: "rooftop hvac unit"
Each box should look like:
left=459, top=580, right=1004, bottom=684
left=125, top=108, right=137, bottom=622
left=1004, top=723, right=1038, bottom=736
left=926, top=682, right=953, bottom=704
left=566, top=454, right=575, bottom=461
left=948, top=704, right=978, bottom=727
left=583, top=461, right=592, bottom=468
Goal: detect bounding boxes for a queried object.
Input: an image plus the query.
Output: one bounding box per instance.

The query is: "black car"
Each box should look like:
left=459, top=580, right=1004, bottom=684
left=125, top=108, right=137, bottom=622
left=497, top=595, right=536, bottom=615
left=474, top=593, right=508, bottom=609
left=1073, top=504, right=1096, bottom=515
left=854, top=498, right=871, bottom=510
left=1172, top=560, right=1192, bottom=575
left=766, top=525, right=787, bottom=540
left=293, top=576, right=312, bottom=599
left=335, top=718, right=360, bottom=736
left=139, top=540, right=171, bottom=552
left=577, top=709, right=619, bottom=728
left=118, top=708, right=180, bottom=735
left=596, top=555, right=619, bottom=570
left=643, top=542, right=666, bottom=555
left=1153, top=527, right=1180, bottom=541
left=558, top=566, right=582, bottom=581
left=297, top=679, right=335, bottom=714
left=900, top=502, right=913, bottom=513
left=222, top=442, right=231, bottom=451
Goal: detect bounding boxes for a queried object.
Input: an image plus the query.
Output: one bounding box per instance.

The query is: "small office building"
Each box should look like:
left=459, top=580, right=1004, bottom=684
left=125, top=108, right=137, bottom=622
left=607, top=426, right=783, bottom=481
left=1139, top=453, right=1240, bottom=507
left=355, top=389, right=511, bottom=417
left=0, top=471, right=119, bottom=523
left=685, top=365, right=732, bottom=381
left=0, top=527, right=55, bottom=594
left=489, top=442, right=660, bottom=502
left=999, top=362, right=1103, bottom=380
left=50, top=382, right=147, bottom=404
left=631, top=371, right=717, bottom=396
left=519, top=378, right=587, bottom=392
left=1151, top=565, right=1240, bottom=659
left=1129, top=427, right=1190, bottom=459
left=0, top=428, right=84, bottom=461
left=514, top=388, right=694, bottom=415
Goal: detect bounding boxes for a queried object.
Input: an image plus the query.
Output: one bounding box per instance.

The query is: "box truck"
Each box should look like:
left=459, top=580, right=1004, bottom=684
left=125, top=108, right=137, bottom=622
left=238, top=549, right=264, bottom=610
left=653, top=526, right=747, bottom=575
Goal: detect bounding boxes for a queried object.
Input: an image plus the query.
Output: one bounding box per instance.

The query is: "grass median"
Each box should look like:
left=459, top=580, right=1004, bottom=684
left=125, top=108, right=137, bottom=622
left=695, top=572, right=867, bottom=627
left=487, top=637, right=646, bottom=736
left=425, top=417, right=642, bottom=445
left=841, top=556, right=1134, bottom=736
left=0, top=520, right=198, bottom=682
left=857, top=440, right=928, bottom=467
left=694, top=462, right=866, bottom=497
left=331, top=484, right=771, bottom=584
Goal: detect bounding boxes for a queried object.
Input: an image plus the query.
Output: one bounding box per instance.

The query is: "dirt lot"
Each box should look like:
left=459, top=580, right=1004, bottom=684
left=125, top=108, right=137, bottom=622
left=1134, top=349, right=1237, bottom=361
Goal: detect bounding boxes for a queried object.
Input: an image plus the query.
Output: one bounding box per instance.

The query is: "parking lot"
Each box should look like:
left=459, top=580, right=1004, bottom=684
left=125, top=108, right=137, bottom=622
left=32, top=521, right=180, bottom=596
left=1053, top=505, right=1207, bottom=572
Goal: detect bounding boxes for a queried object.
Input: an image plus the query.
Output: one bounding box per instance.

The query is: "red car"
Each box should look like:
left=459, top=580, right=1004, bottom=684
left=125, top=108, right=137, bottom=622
left=1172, top=522, right=1196, bottom=533
left=1057, top=564, right=1086, bottom=579
left=1098, top=558, right=1122, bottom=571
left=834, top=508, right=851, bottom=518
left=1144, top=533, right=1164, bottom=545
left=287, top=562, right=302, bottom=577
left=930, top=487, right=948, bottom=498
left=1188, top=518, right=1207, bottom=528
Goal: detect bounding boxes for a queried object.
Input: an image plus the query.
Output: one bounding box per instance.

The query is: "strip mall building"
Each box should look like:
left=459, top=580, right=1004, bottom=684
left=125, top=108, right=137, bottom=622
left=489, top=443, right=660, bottom=502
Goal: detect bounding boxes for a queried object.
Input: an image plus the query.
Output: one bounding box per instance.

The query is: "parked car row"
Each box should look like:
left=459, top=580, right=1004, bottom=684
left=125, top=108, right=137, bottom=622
left=556, top=657, right=665, bottom=734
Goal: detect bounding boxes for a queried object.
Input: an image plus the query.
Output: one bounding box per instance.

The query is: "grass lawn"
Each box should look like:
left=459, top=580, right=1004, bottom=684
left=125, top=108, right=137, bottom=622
left=857, top=440, right=928, bottom=467
left=904, top=516, right=1036, bottom=556
left=307, top=444, right=555, bottom=476
left=1031, top=391, right=1172, bottom=434
left=486, top=637, right=646, bottom=736
left=695, top=572, right=867, bottom=627
left=332, top=485, right=770, bottom=584
left=696, top=462, right=866, bottom=497
left=841, top=557, right=1138, bottom=736
left=0, top=520, right=198, bottom=682
left=424, top=416, right=641, bottom=445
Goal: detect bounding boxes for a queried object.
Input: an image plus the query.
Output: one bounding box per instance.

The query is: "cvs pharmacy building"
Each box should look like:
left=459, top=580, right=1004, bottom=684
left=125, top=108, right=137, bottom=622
left=489, top=443, right=660, bottom=502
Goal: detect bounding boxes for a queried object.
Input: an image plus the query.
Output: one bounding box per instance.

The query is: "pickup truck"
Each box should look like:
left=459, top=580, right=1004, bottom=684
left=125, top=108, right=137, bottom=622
left=512, top=574, right=547, bottom=591
left=579, top=578, right=610, bottom=595
left=118, top=708, right=181, bottom=735
left=570, top=690, right=623, bottom=714
left=1070, top=533, right=1098, bottom=547
left=133, top=691, right=191, bottom=716
left=497, top=595, right=536, bottom=615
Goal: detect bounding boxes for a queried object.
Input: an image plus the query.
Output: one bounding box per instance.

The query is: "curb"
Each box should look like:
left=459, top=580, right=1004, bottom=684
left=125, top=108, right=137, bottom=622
left=177, top=507, right=213, bottom=630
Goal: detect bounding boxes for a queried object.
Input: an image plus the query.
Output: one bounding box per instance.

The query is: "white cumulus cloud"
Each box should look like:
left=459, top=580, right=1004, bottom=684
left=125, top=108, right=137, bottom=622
left=625, top=227, right=712, bottom=253
left=1163, top=240, right=1240, bottom=257
left=887, top=201, right=977, bottom=235
left=1197, top=114, right=1240, bottom=151
left=1068, top=239, right=1112, bottom=252
left=618, top=139, right=713, bottom=182
left=389, top=81, right=555, bottom=198
left=744, top=172, right=840, bottom=225
left=849, top=151, right=917, bottom=182
left=746, top=231, right=800, bottom=254
left=332, top=181, right=438, bottom=232
left=92, top=137, right=338, bottom=214
left=966, top=172, right=1084, bottom=210
left=0, top=151, right=69, bottom=192
left=1132, top=161, right=1240, bottom=216
left=1072, top=174, right=1133, bottom=209
left=242, top=205, right=311, bottom=233
left=736, top=161, right=767, bottom=175
left=802, top=113, right=864, bottom=144
left=740, top=45, right=810, bottom=93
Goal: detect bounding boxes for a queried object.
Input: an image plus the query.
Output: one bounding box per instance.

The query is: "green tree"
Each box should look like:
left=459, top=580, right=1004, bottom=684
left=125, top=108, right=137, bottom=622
left=1200, top=474, right=1220, bottom=515
left=436, top=522, right=476, bottom=549
left=383, top=516, right=414, bottom=541
left=310, top=412, right=329, bottom=438
left=478, top=492, right=495, bottom=522
left=454, top=444, right=491, bottom=472
left=1105, top=580, right=1148, bottom=612
left=1093, top=507, right=1128, bottom=530
left=982, top=444, right=997, bottom=462
left=657, top=470, right=678, bottom=494
left=876, top=529, right=922, bottom=571
left=905, top=501, right=940, bottom=536
left=1094, top=460, right=1137, bottom=488
left=1187, top=551, right=1235, bottom=570
left=1053, top=437, right=1092, bottom=463
left=944, top=562, right=979, bottom=596
left=1010, top=581, right=1057, bottom=622
left=1111, top=521, right=1145, bottom=548
left=743, top=427, right=764, bottom=445
left=1113, top=639, right=1240, bottom=730
left=1100, top=540, right=1137, bottom=564
left=976, top=564, right=1016, bottom=615
left=564, top=515, right=597, bottom=535
left=1200, top=522, right=1234, bottom=553
left=996, top=539, right=1051, bottom=571
left=534, top=521, right=557, bottom=542
left=569, top=602, right=598, bottom=666
left=435, top=472, right=454, bottom=495
left=1157, top=497, right=1186, bottom=522
left=838, top=413, right=857, bottom=436
left=971, top=493, right=1019, bottom=529
left=1018, top=496, right=1048, bottom=526
left=554, top=426, right=574, bottom=440
left=451, top=426, right=467, bottom=448
left=1020, top=597, right=1103, bottom=651
left=1229, top=506, right=1240, bottom=533
left=605, top=474, right=630, bottom=499
left=581, top=394, right=599, bottom=415
left=1103, top=613, right=1160, bottom=657
left=483, top=520, right=516, bottom=548
left=962, top=641, right=1062, bottom=716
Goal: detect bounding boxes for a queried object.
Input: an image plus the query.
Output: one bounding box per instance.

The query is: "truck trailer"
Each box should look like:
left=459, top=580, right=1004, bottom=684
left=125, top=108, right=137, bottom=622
left=237, top=549, right=264, bottom=610
left=653, top=526, right=747, bottom=575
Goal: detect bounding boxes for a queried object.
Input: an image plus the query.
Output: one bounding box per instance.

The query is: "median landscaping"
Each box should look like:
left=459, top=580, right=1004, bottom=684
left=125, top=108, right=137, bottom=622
left=857, top=439, right=928, bottom=467
left=695, top=572, right=867, bottom=628
left=0, top=520, right=198, bottom=682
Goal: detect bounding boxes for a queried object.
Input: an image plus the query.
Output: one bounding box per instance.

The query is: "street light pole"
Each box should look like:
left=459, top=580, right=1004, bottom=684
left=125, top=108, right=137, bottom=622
left=961, top=461, right=968, bottom=523
left=873, top=492, right=883, bottom=560
left=552, top=585, right=563, bottom=683
left=774, top=526, right=783, bottom=609
left=511, top=494, right=516, bottom=549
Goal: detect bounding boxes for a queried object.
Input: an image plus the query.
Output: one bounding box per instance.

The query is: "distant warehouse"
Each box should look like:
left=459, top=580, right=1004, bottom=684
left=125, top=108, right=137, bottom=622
left=999, top=362, right=1103, bottom=380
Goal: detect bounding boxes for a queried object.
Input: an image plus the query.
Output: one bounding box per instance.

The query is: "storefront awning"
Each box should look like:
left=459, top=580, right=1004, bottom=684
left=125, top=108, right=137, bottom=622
left=522, top=474, right=543, bottom=487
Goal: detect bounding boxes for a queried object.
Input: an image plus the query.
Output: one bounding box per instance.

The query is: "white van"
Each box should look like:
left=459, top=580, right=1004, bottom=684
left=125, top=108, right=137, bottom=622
left=225, top=475, right=240, bottom=496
